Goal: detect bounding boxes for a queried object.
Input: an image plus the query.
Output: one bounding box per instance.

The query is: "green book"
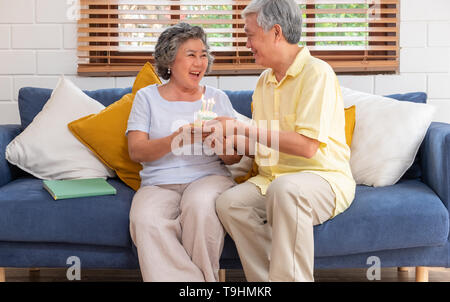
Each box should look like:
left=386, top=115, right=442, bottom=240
left=43, top=178, right=117, bottom=200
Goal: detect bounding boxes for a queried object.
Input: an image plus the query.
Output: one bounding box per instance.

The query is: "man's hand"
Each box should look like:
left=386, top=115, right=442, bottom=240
left=205, top=134, right=234, bottom=156
left=204, top=134, right=243, bottom=165
left=206, top=116, right=319, bottom=159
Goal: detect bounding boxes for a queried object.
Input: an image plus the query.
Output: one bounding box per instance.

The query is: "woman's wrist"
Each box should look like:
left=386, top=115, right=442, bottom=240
left=168, top=130, right=182, bottom=150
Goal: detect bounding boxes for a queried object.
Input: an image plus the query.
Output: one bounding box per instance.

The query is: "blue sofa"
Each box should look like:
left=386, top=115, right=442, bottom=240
left=0, top=86, right=448, bottom=282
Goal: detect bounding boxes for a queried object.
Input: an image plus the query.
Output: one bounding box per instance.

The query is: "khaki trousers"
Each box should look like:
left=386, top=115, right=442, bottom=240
left=129, top=175, right=235, bottom=282
left=216, top=172, right=335, bottom=282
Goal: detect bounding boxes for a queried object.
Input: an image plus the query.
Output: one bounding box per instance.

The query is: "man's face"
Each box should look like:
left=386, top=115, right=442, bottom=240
left=244, top=14, right=274, bottom=67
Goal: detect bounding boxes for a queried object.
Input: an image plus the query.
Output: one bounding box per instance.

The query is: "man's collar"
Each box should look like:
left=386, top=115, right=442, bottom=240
left=267, top=46, right=310, bottom=84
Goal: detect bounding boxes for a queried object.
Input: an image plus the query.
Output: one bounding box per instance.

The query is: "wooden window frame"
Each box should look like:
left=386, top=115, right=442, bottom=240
left=77, top=0, right=399, bottom=77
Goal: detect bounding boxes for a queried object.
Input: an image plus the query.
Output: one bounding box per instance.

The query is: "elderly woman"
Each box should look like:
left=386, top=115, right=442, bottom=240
left=126, top=23, right=241, bottom=282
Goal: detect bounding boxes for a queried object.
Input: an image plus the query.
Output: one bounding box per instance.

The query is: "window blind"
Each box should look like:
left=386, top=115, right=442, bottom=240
left=77, top=0, right=399, bottom=76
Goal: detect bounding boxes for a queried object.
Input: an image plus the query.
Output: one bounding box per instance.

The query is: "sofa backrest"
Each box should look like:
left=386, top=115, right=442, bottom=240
left=18, top=87, right=132, bottom=130
left=222, top=89, right=427, bottom=181
left=384, top=92, right=427, bottom=180
left=224, top=90, right=253, bottom=118
left=17, top=86, right=426, bottom=181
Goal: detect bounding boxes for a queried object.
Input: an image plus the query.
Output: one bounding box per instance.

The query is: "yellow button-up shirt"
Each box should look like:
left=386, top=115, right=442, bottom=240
left=248, top=47, right=355, bottom=218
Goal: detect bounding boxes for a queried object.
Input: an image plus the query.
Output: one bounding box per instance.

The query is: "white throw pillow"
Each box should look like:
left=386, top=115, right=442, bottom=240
left=6, top=76, right=115, bottom=180
left=341, top=87, right=435, bottom=187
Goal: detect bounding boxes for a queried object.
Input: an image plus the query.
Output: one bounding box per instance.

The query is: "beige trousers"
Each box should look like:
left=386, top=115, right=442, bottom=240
left=216, top=172, right=335, bottom=282
left=129, top=174, right=235, bottom=282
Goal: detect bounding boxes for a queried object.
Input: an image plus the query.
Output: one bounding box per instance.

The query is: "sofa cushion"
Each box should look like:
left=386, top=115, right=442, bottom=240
left=6, top=77, right=116, bottom=180
left=341, top=87, right=435, bottom=187
left=386, top=92, right=427, bottom=180
left=344, top=105, right=356, bottom=147
left=385, top=92, right=427, bottom=104
left=0, top=177, right=135, bottom=248
left=224, top=90, right=428, bottom=118
left=224, top=90, right=427, bottom=182
left=313, top=179, right=449, bottom=257
left=225, top=90, right=253, bottom=118
left=221, top=180, right=449, bottom=261
left=18, top=86, right=132, bottom=130
left=69, top=93, right=142, bottom=191
left=68, top=63, right=161, bottom=191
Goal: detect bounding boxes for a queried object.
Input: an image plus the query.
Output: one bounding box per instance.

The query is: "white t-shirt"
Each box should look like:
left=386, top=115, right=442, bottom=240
left=126, top=84, right=236, bottom=188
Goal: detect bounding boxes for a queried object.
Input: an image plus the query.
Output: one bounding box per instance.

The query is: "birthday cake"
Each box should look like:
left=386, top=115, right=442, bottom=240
left=196, top=110, right=217, bottom=121
left=195, top=97, right=217, bottom=127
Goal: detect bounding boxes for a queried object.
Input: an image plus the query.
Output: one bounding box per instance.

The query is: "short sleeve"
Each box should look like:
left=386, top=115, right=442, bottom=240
left=294, top=67, right=337, bottom=147
left=126, top=90, right=151, bottom=136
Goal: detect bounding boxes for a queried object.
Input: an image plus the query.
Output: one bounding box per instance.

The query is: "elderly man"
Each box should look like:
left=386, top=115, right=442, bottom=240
left=213, top=0, right=356, bottom=282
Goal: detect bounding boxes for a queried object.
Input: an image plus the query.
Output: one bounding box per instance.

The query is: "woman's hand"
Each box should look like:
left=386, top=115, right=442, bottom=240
left=204, top=116, right=241, bottom=138
left=171, top=123, right=210, bottom=149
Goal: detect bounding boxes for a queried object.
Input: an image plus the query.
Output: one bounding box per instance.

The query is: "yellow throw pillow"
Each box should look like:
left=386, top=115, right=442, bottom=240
left=235, top=105, right=356, bottom=184
left=132, top=62, right=161, bottom=94
left=344, top=105, right=356, bottom=148
left=68, top=62, right=161, bottom=191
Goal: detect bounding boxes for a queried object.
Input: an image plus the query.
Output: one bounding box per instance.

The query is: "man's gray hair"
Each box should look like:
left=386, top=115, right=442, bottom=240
left=154, top=23, right=214, bottom=80
left=242, top=0, right=303, bottom=44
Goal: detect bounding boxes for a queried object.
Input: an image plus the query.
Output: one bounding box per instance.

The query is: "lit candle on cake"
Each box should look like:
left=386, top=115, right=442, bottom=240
left=201, top=94, right=206, bottom=112
left=195, top=97, right=217, bottom=126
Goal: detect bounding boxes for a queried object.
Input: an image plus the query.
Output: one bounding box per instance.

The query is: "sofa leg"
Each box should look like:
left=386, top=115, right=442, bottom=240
left=0, top=267, right=5, bottom=282
left=415, top=266, right=428, bottom=282
left=397, top=267, right=409, bottom=272
left=219, top=269, right=226, bottom=282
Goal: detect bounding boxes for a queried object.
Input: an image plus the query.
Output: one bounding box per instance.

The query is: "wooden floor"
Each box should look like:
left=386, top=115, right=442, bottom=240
left=2, top=267, right=450, bottom=282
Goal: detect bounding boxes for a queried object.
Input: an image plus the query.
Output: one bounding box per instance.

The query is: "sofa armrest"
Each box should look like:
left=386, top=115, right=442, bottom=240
left=421, top=122, right=450, bottom=211
left=0, top=124, right=22, bottom=187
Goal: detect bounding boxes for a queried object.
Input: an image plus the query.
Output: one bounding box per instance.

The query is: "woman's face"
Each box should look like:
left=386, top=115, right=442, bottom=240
left=170, top=38, right=209, bottom=90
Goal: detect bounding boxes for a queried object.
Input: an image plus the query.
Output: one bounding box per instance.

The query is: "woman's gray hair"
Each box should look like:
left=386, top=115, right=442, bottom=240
left=242, top=0, right=303, bottom=44
left=154, top=23, right=214, bottom=80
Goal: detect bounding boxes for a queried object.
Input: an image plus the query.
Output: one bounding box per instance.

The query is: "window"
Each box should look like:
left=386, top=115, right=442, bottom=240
left=77, top=0, right=399, bottom=76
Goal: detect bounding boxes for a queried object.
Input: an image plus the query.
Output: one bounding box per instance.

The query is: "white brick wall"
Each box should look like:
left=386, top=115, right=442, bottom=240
left=13, top=76, right=59, bottom=101
left=220, top=76, right=259, bottom=91
left=0, top=77, right=12, bottom=101
left=374, top=74, right=427, bottom=96
left=401, top=0, right=450, bottom=22
left=337, top=75, right=374, bottom=93
left=400, top=48, right=450, bottom=73
left=428, top=75, right=450, bottom=99
left=428, top=100, right=450, bottom=124
left=0, top=26, right=11, bottom=49
left=428, top=22, right=450, bottom=47
left=0, top=51, right=36, bottom=75
left=36, top=0, right=75, bottom=23
left=12, top=25, right=62, bottom=49
left=0, top=0, right=34, bottom=24
left=0, top=0, right=449, bottom=124
left=0, top=103, right=21, bottom=124
left=399, top=22, right=427, bottom=48
left=63, top=24, right=77, bottom=49
left=37, top=50, right=77, bottom=74
left=115, top=77, right=136, bottom=89
left=67, top=76, right=115, bottom=91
